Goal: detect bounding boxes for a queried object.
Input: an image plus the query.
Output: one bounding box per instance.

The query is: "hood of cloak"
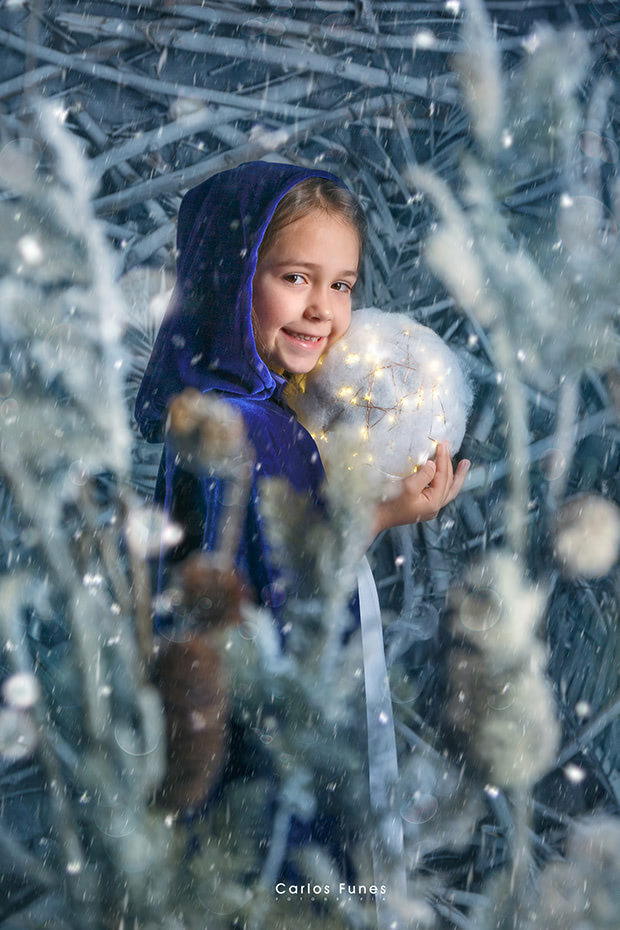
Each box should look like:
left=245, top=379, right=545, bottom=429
left=135, top=160, right=348, bottom=443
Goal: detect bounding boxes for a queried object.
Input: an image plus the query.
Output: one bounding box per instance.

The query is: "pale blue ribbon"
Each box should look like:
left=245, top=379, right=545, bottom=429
left=357, top=555, right=407, bottom=924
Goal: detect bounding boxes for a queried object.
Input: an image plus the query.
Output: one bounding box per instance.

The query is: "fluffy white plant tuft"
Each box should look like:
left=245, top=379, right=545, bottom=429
left=554, top=493, right=620, bottom=578
left=287, top=308, right=473, bottom=494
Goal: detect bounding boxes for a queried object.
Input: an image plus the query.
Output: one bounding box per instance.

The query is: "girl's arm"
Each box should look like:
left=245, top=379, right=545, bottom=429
left=372, top=441, right=470, bottom=536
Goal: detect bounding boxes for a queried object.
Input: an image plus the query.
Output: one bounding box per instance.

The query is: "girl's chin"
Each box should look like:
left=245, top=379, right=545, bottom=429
left=276, top=359, right=320, bottom=376
left=262, top=355, right=318, bottom=377
left=272, top=336, right=326, bottom=373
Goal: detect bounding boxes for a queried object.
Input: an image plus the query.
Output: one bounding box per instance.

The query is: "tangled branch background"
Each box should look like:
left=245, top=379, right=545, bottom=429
left=0, top=1, right=618, bottom=928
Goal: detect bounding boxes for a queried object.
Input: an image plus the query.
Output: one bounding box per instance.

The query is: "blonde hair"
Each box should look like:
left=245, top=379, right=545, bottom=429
left=257, top=176, right=366, bottom=269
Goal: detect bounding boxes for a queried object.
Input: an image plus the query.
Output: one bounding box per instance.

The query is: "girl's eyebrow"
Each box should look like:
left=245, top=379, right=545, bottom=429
left=271, top=259, right=358, bottom=277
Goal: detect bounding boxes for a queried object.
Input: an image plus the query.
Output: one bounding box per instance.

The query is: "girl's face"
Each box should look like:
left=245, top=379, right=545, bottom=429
left=252, top=209, right=360, bottom=375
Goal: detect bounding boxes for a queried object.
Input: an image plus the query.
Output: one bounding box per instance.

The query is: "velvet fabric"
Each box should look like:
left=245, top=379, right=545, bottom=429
left=136, top=160, right=351, bottom=622
left=136, top=161, right=363, bottom=866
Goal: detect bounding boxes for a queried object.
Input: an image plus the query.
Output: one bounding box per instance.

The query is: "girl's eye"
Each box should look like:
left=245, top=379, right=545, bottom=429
left=283, top=274, right=305, bottom=284
left=333, top=281, right=353, bottom=293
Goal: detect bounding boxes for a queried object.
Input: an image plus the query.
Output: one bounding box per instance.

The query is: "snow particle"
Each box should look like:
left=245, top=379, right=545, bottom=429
left=487, top=682, right=515, bottom=710
left=2, top=673, right=40, bottom=709
left=321, top=13, right=351, bottom=36
left=459, top=587, right=502, bottom=632
left=51, top=104, right=68, bottom=124
left=17, top=235, right=43, bottom=265
left=261, top=582, right=287, bottom=609
left=538, top=448, right=566, bottom=482
left=413, top=29, right=437, bottom=50
left=238, top=620, right=259, bottom=641
left=161, top=518, right=184, bottom=549
left=563, top=764, right=586, bottom=784
left=579, top=131, right=619, bottom=165
left=68, top=461, right=90, bottom=486
left=114, top=723, right=160, bottom=757
left=83, top=573, right=103, bottom=589
left=575, top=700, right=591, bottom=719
left=190, top=711, right=207, bottom=732
left=401, top=793, right=438, bottom=824
left=390, top=672, right=424, bottom=704
left=126, top=507, right=182, bottom=557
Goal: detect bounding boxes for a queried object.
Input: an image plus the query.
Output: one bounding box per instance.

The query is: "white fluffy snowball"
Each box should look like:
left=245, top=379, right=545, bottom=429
left=288, top=308, right=473, bottom=487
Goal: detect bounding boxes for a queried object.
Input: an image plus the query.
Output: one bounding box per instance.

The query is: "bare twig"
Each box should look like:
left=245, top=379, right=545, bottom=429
left=464, top=407, right=618, bottom=493
left=557, top=695, right=620, bottom=766
left=0, top=27, right=326, bottom=120
left=53, top=12, right=436, bottom=99
left=93, top=94, right=395, bottom=212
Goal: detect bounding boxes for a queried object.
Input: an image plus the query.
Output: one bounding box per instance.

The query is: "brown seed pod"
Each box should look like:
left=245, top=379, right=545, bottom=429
left=153, top=555, right=247, bottom=810
left=153, top=634, right=230, bottom=811
left=166, top=388, right=247, bottom=474
left=176, top=552, right=246, bottom=629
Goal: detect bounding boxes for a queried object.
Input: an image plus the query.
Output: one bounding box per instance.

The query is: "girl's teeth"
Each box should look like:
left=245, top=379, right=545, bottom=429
left=288, top=331, right=320, bottom=342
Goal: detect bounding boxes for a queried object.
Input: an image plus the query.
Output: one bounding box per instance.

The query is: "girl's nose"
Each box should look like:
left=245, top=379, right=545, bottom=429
left=304, top=287, right=332, bottom=321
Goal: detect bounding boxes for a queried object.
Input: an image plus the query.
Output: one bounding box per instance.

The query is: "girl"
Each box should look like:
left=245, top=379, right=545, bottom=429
left=136, top=159, right=470, bottom=893
left=136, top=161, right=470, bottom=618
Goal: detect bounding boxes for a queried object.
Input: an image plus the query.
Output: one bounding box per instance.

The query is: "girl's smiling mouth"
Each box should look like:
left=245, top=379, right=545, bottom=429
left=282, top=329, right=325, bottom=345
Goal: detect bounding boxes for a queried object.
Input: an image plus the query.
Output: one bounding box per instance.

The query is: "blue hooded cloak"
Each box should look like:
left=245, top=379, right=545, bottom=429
left=135, top=160, right=351, bottom=622
left=135, top=164, right=403, bottom=890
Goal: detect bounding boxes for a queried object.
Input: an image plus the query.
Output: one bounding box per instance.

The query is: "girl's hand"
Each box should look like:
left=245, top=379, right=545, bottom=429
left=372, top=442, right=470, bottom=537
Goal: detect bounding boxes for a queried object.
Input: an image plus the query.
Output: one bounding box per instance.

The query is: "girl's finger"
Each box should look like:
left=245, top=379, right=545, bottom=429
left=419, top=446, right=452, bottom=514
left=428, top=442, right=452, bottom=500
left=402, top=459, right=437, bottom=495
left=443, top=459, right=470, bottom=505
